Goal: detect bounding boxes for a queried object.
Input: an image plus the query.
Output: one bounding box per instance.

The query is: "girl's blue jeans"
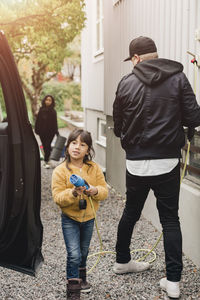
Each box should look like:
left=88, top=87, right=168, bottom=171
left=61, top=213, right=94, bottom=279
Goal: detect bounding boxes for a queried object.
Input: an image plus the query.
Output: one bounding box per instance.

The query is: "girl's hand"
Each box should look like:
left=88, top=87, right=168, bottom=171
left=84, top=185, right=98, bottom=196
left=72, top=186, right=86, bottom=197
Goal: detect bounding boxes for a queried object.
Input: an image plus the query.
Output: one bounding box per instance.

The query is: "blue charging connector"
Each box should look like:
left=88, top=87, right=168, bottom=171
left=70, top=174, right=89, bottom=190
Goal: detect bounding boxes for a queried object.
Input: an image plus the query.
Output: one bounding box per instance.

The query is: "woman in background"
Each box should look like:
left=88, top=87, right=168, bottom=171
left=35, top=95, right=58, bottom=168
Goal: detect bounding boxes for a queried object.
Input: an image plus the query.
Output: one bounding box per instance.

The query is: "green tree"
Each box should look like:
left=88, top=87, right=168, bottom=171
left=0, top=0, right=85, bottom=120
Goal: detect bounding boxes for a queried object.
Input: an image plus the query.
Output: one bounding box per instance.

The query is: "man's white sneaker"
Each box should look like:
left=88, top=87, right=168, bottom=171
left=160, top=277, right=180, bottom=299
left=113, top=260, right=150, bottom=274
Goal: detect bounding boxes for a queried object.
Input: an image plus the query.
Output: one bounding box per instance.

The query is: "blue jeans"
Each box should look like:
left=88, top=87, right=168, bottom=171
left=116, top=163, right=183, bottom=282
left=61, top=214, right=94, bottom=279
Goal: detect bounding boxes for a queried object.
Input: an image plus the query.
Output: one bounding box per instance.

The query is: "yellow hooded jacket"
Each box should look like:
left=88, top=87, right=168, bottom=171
left=51, top=161, right=108, bottom=222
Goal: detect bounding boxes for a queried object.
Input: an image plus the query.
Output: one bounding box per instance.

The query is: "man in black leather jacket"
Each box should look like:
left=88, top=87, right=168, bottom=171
left=112, top=36, right=200, bottom=299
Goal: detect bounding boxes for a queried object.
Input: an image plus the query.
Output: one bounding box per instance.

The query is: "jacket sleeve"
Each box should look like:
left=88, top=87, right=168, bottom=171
left=51, top=168, right=78, bottom=208
left=53, top=110, right=59, bottom=135
left=91, top=165, right=108, bottom=201
left=113, top=84, right=123, bottom=137
left=34, top=110, right=41, bottom=135
left=180, top=73, right=200, bottom=128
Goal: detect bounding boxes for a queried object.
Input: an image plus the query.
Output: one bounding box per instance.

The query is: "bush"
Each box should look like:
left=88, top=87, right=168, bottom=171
left=40, top=81, right=82, bottom=112
left=57, top=111, right=69, bottom=128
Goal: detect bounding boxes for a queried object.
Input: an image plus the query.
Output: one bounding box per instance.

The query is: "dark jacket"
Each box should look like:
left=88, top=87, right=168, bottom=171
left=113, top=58, right=200, bottom=160
left=35, top=106, right=58, bottom=138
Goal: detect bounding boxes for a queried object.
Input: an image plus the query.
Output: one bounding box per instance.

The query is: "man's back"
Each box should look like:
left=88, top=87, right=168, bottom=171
left=113, top=58, right=200, bottom=160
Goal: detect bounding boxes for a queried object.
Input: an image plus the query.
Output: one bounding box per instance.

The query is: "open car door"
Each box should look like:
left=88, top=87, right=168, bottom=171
left=0, top=31, right=43, bottom=276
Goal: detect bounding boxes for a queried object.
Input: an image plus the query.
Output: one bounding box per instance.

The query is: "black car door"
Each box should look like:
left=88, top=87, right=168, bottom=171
left=0, top=31, right=43, bottom=276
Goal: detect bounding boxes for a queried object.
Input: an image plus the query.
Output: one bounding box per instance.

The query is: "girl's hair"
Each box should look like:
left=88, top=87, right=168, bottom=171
left=41, top=95, right=55, bottom=108
left=65, top=129, right=95, bottom=170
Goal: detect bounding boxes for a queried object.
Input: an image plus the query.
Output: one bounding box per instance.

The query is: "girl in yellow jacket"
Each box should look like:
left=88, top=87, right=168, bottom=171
left=51, top=129, right=108, bottom=300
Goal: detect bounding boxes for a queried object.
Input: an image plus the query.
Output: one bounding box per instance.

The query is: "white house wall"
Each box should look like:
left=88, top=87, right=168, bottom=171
left=81, top=0, right=200, bottom=266
left=104, top=0, right=200, bottom=116
left=81, top=0, right=106, bottom=171
left=103, top=0, right=200, bottom=267
left=81, top=0, right=104, bottom=111
left=85, top=109, right=106, bottom=169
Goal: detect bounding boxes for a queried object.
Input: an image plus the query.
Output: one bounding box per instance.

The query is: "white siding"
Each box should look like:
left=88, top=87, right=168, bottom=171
left=81, top=0, right=104, bottom=111
left=81, top=0, right=200, bottom=265
left=103, top=0, right=200, bottom=267
left=104, top=0, right=200, bottom=115
left=81, top=0, right=106, bottom=170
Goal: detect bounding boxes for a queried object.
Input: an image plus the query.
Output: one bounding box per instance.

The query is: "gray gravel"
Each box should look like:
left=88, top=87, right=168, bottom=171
left=0, top=160, right=200, bottom=300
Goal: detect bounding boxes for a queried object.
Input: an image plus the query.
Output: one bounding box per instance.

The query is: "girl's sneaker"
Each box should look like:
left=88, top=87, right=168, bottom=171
left=80, top=280, right=91, bottom=293
left=67, top=278, right=82, bottom=300
left=79, top=267, right=91, bottom=293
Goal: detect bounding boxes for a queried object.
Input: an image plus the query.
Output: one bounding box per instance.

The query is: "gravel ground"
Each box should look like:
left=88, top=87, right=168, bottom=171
left=0, top=157, right=200, bottom=299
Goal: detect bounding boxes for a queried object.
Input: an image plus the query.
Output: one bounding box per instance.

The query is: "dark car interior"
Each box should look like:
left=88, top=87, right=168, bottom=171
left=0, top=31, right=43, bottom=276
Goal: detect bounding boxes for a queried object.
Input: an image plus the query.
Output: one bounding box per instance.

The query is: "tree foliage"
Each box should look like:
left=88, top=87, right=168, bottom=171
left=64, top=35, right=81, bottom=81
left=0, top=0, right=85, bottom=120
left=41, top=81, right=81, bottom=112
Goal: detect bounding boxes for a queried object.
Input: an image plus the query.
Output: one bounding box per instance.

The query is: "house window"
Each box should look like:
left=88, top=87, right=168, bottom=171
left=97, top=119, right=106, bottom=147
left=181, top=132, right=200, bottom=184
left=95, top=0, right=104, bottom=56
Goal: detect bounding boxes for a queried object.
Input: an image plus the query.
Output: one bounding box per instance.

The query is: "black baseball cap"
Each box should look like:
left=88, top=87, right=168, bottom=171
left=124, top=36, right=157, bottom=62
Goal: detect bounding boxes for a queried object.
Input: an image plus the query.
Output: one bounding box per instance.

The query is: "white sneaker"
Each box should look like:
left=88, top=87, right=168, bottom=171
left=160, top=277, right=180, bottom=298
left=113, top=260, right=150, bottom=274
left=43, top=162, right=50, bottom=169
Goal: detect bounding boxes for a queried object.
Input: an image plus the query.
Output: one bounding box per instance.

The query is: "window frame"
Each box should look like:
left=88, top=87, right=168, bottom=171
left=96, top=118, right=106, bottom=147
left=94, top=0, right=104, bottom=57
